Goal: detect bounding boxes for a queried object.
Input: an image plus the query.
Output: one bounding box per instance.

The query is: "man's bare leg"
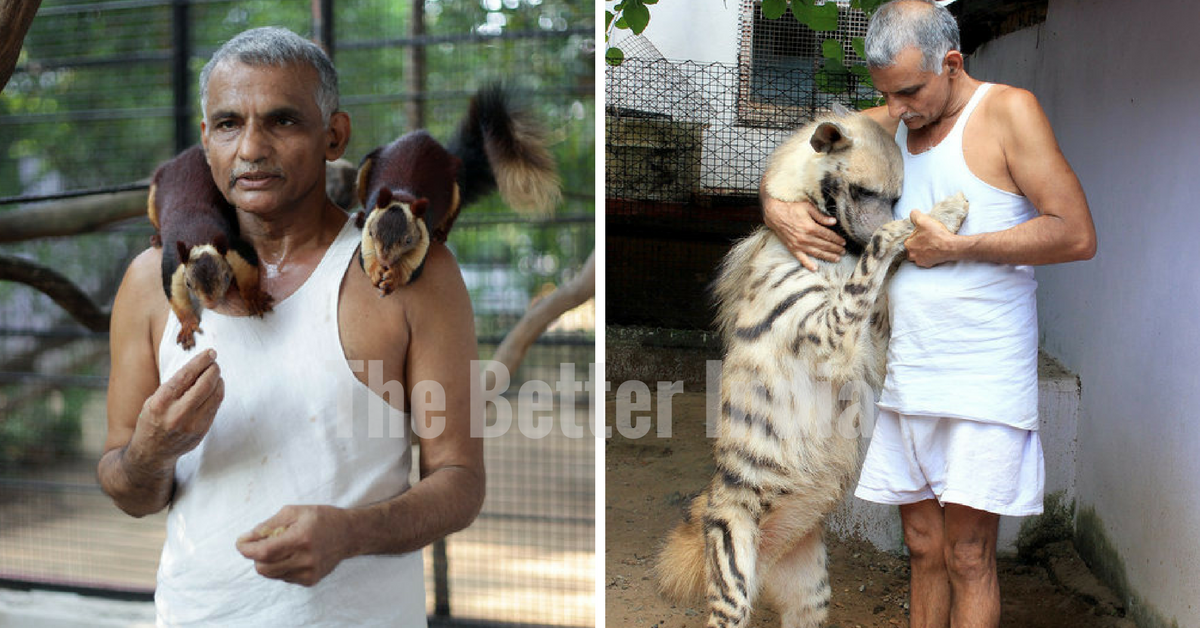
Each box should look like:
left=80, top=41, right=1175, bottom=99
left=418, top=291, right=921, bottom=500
left=900, top=499, right=951, bottom=628
left=944, top=503, right=1001, bottom=628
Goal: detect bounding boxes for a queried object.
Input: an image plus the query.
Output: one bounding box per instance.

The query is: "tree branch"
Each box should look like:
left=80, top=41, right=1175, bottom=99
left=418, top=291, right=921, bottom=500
left=491, top=250, right=595, bottom=375
left=0, top=0, right=41, bottom=92
left=0, top=254, right=110, bottom=332
left=0, top=188, right=149, bottom=244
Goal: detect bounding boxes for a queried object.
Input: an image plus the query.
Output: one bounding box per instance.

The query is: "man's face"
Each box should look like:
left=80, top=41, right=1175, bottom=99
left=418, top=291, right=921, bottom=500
left=200, top=60, right=336, bottom=215
left=869, top=46, right=952, bottom=130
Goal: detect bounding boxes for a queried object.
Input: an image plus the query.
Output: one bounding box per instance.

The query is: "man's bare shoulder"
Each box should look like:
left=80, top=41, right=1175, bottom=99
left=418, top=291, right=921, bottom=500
left=338, top=243, right=471, bottom=353
left=119, top=247, right=166, bottom=311
left=983, top=84, right=1045, bottom=127
left=402, top=244, right=472, bottom=317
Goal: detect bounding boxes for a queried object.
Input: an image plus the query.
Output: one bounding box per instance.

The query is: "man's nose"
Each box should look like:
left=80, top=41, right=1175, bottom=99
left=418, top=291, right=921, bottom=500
left=885, top=97, right=906, bottom=120
left=237, top=120, right=272, bottom=163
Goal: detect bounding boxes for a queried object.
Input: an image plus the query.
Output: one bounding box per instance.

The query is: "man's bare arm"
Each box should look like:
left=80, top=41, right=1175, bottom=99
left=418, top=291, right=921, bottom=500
left=760, top=106, right=894, bottom=270
left=904, top=88, right=1097, bottom=267
left=236, top=244, right=484, bottom=586
left=344, top=243, right=485, bottom=554
left=98, top=249, right=225, bottom=517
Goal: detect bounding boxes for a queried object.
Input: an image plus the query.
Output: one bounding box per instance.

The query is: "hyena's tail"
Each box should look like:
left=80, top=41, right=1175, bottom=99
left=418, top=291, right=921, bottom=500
left=653, top=491, right=709, bottom=602
left=446, top=83, right=562, bottom=214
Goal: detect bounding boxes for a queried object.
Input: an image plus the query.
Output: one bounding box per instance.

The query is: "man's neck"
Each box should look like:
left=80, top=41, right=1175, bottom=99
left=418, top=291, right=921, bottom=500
left=236, top=198, right=343, bottom=267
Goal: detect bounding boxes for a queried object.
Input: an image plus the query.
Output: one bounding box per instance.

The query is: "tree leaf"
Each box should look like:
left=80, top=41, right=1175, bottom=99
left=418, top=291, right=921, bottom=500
left=852, top=36, right=866, bottom=61
left=762, top=0, right=788, bottom=20
left=816, top=58, right=851, bottom=93
left=794, top=1, right=839, bottom=32
left=622, top=2, right=651, bottom=35
left=605, top=10, right=615, bottom=32
left=857, top=0, right=887, bottom=15
left=606, top=47, right=626, bottom=66
left=821, top=38, right=844, bottom=63
left=615, top=16, right=628, bottom=29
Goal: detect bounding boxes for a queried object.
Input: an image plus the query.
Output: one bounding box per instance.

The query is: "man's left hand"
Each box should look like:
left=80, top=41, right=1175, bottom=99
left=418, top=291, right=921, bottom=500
left=236, top=505, right=353, bottom=587
left=905, top=209, right=962, bottom=268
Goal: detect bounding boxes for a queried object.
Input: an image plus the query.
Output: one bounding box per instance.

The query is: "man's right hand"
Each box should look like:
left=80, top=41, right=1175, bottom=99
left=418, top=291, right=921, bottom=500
left=761, top=194, right=846, bottom=272
left=126, top=349, right=224, bottom=467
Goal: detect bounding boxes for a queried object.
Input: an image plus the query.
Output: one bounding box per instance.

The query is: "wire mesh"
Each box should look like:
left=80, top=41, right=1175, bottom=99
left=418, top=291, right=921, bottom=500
left=0, top=0, right=595, bottom=625
left=604, top=2, right=876, bottom=330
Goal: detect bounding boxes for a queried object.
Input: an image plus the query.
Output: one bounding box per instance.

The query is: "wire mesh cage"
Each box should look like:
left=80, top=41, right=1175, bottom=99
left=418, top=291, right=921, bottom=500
left=0, top=1, right=594, bottom=625
left=605, top=2, right=876, bottom=331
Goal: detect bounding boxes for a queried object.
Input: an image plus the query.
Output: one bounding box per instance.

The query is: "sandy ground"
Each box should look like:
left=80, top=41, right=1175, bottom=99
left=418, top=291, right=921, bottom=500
left=605, top=392, right=1135, bottom=628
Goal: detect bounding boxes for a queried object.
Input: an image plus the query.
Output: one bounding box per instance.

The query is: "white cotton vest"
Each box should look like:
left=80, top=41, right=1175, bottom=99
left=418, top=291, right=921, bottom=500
left=879, top=83, right=1041, bottom=430
left=155, top=216, right=427, bottom=627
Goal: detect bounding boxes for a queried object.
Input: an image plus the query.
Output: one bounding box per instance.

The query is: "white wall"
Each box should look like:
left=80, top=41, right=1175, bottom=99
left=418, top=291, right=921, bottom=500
left=968, top=1, right=1200, bottom=625
left=609, top=0, right=741, bottom=63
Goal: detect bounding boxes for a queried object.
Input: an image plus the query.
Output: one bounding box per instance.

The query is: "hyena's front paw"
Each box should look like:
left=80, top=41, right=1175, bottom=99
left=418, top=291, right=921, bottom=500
left=929, top=191, right=969, bottom=234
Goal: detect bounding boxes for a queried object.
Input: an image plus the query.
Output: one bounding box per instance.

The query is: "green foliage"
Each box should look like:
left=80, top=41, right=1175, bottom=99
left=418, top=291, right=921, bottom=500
left=0, top=387, right=88, bottom=471
left=604, top=0, right=658, bottom=66
left=791, top=0, right=839, bottom=31
left=604, top=0, right=884, bottom=106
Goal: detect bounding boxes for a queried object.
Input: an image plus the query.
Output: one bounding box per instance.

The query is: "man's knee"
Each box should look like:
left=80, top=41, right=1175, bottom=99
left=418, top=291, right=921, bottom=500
left=944, top=537, right=995, bottom=580
left=942, top=504, right=999, bottom=581
left=900, top=500, right=945, bottom=562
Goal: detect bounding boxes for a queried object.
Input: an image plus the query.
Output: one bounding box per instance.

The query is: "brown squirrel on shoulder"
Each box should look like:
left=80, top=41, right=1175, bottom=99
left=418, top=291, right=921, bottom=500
left=147, top=145, right=273, bottom=349
left=354, top=83, right=561, bottom=295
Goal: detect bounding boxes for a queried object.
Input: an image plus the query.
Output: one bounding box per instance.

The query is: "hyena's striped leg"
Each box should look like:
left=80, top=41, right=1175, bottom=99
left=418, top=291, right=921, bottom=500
left=763, top=529, right=830, bottom=628
left=703, top=488, right=762, bottom=628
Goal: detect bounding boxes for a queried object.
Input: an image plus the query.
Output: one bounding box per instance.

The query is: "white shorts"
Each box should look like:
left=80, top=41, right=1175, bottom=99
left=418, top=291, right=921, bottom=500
left=854, top=409, right=1044, bottom=517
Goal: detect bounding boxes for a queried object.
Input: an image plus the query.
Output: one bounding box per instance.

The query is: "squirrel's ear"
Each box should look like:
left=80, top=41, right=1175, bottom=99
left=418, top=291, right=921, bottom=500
left=376, top=186, right=393, bottom=209
left=411, top=198, right=428, bottom=218
left=176, top=241, right=190, bottom=263
left=212, top=234, right=229, bottom=255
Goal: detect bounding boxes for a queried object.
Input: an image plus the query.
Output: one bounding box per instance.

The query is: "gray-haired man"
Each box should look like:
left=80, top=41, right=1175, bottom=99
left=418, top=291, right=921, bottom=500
left=763, top=2, right=1095, bottom=626
left=99, top=27, right=483, bottom=626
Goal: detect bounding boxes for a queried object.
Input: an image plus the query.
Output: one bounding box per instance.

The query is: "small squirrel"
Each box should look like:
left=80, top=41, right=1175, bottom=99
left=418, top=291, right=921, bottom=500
left=147, top=145, right=273, bottom=349
left=355, top=83, right=562, bottom=295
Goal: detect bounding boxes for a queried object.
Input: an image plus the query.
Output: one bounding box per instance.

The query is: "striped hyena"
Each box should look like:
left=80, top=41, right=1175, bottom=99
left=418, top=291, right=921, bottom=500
left=654, top=108, right=969, bottom=628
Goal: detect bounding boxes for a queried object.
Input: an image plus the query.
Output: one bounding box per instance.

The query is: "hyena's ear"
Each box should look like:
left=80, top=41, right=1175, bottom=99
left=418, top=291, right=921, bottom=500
left=810, top=121, right=852, bottom=154
left=212, top=234, right=229, bottom=256
left=830, top=102, right=852, bottom=117
left=410, top=198, right=429, bottom=219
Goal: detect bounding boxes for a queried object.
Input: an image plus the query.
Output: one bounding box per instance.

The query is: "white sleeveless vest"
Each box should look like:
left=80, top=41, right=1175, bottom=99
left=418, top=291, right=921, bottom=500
left=879, top=83, right=1041, bottom=430
left=155, top=216, right=427, bottom=627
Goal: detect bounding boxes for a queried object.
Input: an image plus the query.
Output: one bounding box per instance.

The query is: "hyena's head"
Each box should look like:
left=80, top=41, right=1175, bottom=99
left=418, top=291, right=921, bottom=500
left=764, top=107, right=904, bottom=250
left=807, top=111, right=904, bottom=248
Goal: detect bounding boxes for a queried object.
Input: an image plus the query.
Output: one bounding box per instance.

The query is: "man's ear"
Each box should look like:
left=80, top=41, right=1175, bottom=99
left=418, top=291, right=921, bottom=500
left=324, top=111, right=352, bottom=162
left=944, top=49, right=964, bottom=76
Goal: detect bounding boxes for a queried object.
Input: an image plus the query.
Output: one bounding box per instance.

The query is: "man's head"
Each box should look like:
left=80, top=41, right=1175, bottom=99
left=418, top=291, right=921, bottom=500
left=864, top=0, right=963, bottom=128
left=199, top=27, right=339, bottom=125
left=199, top=27, right=350, bottom=216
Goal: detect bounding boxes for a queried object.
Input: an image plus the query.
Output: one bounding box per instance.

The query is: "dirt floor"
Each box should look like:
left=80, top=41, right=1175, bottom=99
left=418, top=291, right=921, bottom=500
left=605, top=392, right=1135, bottom=628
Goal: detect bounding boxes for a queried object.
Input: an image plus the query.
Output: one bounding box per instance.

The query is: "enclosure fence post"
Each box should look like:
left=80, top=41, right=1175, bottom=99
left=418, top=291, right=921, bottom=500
left=171, top=0, right=192, bottom=152
left=311, top=0, right=335, bottom=59
left=432, top=537, right=451, bottom=616
left=405, top=0, right=426, bottom=130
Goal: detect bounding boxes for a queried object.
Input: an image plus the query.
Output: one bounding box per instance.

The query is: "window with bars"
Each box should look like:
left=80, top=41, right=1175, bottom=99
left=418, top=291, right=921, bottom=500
left=736, top=0, right=872, bottom=125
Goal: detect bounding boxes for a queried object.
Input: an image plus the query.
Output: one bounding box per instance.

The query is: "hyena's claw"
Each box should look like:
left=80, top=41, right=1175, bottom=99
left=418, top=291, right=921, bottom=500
left=930, top=191, right=969, bottom=234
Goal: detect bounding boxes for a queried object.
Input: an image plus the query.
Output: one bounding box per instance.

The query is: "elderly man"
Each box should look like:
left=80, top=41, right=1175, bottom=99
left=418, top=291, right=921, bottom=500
left=763, top=2, right=1095, bottom=627
left=98, top=27, right=483, bottom=626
